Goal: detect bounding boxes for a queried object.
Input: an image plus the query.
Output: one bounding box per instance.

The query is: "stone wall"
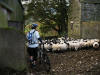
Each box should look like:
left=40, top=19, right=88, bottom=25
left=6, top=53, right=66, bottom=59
left=81, top=2, right=100, bottom=39
left=0, top=6, right=8, bottom=28
left=81, top=21, right=100, bottom=39
left=68, top=0, right=81, bottom=38
left=0, top=28, right=27, bottom=71
left=68, top=0, right=100, bottom=39
left=1, top=0, right=24, bottom=31
left=81, top=3, right=100, bottom=21
left=0, top=0, right=26, bottom=73
left=4, top=0, right=24, bottom=22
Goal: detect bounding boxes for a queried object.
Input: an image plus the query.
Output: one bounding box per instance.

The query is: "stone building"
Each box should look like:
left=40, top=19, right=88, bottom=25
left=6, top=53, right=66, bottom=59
left=68, top=0, right=100, bottom=39
left=0, top=0, right=27, bottom=72
left=0, top=0, right=13, bottom=28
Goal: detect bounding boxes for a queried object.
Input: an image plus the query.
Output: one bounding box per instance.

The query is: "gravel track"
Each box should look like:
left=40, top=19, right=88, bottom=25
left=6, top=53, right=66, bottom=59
left=31, top=48, right=100, bottom=75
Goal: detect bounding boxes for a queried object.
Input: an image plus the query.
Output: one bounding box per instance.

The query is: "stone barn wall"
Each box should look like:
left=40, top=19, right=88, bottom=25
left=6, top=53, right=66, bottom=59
left=0, top=5, right=8, bottom=28
left=68, top=0, right=81, bottom=38
left=0, top=28, right=27, bottom=71
left=81, top=1, right=100, bottom=39
left=0, top=0, right=26, bottom=72
left=68, top=0, right=100, bottom=39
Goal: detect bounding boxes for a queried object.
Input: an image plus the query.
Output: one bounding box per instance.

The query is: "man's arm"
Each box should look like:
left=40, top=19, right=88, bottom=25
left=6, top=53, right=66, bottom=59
left=36, top=31, right=42, bottom=43
left=38, top=38, right=42, bottom=43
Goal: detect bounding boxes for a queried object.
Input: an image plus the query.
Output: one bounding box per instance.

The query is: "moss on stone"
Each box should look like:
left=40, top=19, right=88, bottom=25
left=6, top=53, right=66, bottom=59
left=0, top=8, right=8, bottom=28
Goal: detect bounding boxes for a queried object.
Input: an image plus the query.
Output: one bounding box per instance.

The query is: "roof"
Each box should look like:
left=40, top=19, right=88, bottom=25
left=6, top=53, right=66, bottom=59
left=0, top=0, right=13, bottom=12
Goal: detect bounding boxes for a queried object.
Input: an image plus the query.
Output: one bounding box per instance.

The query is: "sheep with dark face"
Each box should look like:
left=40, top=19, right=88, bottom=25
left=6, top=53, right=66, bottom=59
left=93, top=42, right=99, bottom=49
left=68, top=41, right=81, bottom=51
left=59, top=43, right=69, bottom=51
left=44, top=43, right=52, bottom=51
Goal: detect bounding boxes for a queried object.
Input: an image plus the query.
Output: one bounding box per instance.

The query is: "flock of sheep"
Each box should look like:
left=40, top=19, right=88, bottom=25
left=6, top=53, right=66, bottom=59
left=41, top=37, right=100, bottom=52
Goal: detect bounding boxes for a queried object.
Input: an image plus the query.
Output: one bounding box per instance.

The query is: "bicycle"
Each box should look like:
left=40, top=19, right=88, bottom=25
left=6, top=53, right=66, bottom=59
left=38, top=43, right=51, bottom=72
left=26, top=43, right=51, bottom=73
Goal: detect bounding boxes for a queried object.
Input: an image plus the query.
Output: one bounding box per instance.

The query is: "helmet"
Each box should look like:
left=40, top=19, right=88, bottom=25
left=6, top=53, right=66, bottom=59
left=32, top=24, right=38, bottom=27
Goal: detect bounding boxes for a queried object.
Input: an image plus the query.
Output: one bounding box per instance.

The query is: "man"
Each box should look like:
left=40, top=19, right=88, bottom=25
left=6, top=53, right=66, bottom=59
left=26, top=24, right=42, bottom=66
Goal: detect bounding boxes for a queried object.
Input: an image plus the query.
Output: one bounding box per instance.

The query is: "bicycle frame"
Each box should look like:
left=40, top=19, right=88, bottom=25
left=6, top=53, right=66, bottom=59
left=38, top=43, right=51, bottom=72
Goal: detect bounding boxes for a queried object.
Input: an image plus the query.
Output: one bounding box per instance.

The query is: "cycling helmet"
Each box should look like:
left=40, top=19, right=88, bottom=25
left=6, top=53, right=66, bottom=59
left=32, top=24, right=38, bottom=27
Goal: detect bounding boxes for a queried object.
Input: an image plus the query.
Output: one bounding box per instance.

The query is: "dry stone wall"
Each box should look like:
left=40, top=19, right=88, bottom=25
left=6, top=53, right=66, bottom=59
left=68, top=0, right=100, bottom=39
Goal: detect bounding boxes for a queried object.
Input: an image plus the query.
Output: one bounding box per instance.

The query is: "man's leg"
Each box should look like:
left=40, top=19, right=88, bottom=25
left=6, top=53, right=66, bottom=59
left=27, top=47, right=34, bottom=63
left=32, top=47, right=39, bottom=65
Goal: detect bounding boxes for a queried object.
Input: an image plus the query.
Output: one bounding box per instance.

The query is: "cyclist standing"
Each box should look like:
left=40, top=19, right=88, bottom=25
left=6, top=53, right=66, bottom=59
left=26, top=24, right=42, bottom=67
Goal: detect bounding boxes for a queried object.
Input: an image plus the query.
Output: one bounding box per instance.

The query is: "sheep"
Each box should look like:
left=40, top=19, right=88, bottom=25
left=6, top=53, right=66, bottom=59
left=93, top=42, right=99, bottom=49
left=68, top=41, right=80, bottom=50
left=94, top=39, right=100, bottom=42
left=43, top=43, right=52, bottom=51
left=72, top=41, right=81, bottom=51
left=79, top=40, right=86, bottom=48
left=58, top=38, right=64, bottom=44
left=52, top=43, right=61, bottom=51
left=59, top=43, right=68, bottom=51
left=42, top=37, right=100, bottom=51
left=85, top=39, right=99, bottom=48
left=84, top=39, right=90, bottom=47
left=67, top=41, right=73, bottom=50
left=74, top=42, right=81, bottom=51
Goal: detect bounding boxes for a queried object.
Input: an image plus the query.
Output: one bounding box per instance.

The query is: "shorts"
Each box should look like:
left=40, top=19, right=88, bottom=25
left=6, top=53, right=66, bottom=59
left=27, top=47, right=39, bottom=61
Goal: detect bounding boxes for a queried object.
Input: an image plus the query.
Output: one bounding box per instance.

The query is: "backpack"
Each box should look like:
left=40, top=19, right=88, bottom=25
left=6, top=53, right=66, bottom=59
left=27, top=30, right=35, bottom=45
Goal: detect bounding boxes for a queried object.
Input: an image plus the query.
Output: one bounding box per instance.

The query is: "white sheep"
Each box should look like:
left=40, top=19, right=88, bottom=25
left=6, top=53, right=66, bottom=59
left=59, top=43, right=68, bottom=51
left=79, top=40, right=86, bottom=48
left=68, top=41, right=80, bottom=50
left=44, top=43, right=52, bottom=51
left=52, top=43, right=61, bottom=51
left=93, top=42, right=99, bottom=49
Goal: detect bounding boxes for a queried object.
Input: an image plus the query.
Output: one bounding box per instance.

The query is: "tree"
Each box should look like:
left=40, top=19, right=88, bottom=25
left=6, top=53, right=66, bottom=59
left=26, top=0, right=68, bottom=36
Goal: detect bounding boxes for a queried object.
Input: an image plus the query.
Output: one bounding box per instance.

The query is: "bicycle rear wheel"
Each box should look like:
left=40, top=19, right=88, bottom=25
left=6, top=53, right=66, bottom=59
left=38, top=48, right=51, bottom=72
left=42, top=53, right=51, bottom=72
